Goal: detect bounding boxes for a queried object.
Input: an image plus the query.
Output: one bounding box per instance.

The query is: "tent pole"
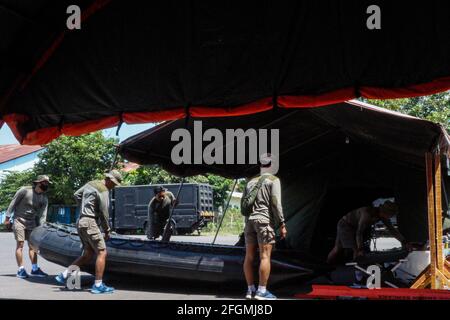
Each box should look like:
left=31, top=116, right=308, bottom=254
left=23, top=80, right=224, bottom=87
left=428, top=152, right=438, bottom=289
left=109, top=145, right=120, bottom=231
left=411, top=152, right=450, bottom=289
left=212, top=179, right=238, bottom=245
left=435, top=153, right=444, bottom=282
left=109, top=145, right=120, bottom=171
left=161, top=178, right=185, bottom=242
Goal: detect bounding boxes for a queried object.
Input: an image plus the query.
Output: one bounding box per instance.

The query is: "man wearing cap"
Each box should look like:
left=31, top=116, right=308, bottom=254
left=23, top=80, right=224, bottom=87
left=4, top=175, right=51, bottom=278
left=55, top=170, right=122, bottom=294
left=327, top=201, right=409, bottom=264
left=146, top=186, right=176, bottom=240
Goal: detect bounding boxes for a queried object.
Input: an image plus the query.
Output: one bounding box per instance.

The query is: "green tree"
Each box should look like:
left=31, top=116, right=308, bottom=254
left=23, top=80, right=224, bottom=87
left=34, top=133, right=120, bottom=204
left=0, top=170, right=36, bottom=211
left=203, top=207, right=244, bottom=235
left=123, top=165, right=185, bottom=186
left=201, top=174, right=234, bottom=210
left=365, top=92, right=450, bottom=132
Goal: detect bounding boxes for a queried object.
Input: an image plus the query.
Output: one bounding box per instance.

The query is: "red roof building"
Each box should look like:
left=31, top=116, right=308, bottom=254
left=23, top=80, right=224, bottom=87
left=0, top=145, right=44, bottom=179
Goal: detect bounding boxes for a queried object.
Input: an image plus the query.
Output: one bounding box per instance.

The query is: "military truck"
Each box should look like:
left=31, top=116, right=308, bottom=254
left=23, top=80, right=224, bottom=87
left=111, top=183, right=215, bottom=235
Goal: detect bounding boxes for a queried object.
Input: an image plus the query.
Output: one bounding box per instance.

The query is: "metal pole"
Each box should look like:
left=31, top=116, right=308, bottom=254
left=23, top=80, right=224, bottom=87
left=162, top=178, right=185, bottom=242
left=212, top=179, right=238, bottom=245
left=110, top=145, right=120, bottom=171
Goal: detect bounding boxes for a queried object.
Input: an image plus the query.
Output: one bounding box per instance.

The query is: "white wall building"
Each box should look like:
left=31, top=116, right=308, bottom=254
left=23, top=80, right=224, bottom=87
left=228, top=191, right=243, bottom=210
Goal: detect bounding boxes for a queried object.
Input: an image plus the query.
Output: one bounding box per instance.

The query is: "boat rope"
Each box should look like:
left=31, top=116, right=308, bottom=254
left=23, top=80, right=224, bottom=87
left=68, top=231, right=80, bottom=241
left=56, top=228, right=70, bottom=237
left=46, top=223, right=181, bottom=249
left=128, top=239, right=146, bottom=247
left=109, top=238, right=129, bottom=246
left=212, top=179, right=238, bottom=245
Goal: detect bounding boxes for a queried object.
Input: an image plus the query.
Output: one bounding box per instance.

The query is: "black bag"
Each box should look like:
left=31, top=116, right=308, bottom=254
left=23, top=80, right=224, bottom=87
left=241, top=175, right=267, bottom=217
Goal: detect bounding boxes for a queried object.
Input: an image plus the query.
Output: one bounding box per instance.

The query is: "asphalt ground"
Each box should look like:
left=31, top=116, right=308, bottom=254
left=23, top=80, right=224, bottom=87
left=0, top=231, right=401, bottom=300
left=0, top=232, right=251, bottom=300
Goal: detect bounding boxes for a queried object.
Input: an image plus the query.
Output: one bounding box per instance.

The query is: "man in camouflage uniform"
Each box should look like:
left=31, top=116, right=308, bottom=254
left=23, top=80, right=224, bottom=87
left=147, top=186, right=176, bottom=240
left=5, top=175, right=51, bottom=278
left=243, top=162, right=287, bottom=300
left=55, top=170, right=122, bottom=294
left=327, top=201, right=408, bottom=264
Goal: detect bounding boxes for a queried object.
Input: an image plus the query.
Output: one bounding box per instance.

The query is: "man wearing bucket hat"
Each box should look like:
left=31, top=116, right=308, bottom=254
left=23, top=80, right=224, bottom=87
left=327, top=200, right=409, bottom=265
left=55, top=170, right=122, bottom=294
left=4, top=175, right=51, bottom=278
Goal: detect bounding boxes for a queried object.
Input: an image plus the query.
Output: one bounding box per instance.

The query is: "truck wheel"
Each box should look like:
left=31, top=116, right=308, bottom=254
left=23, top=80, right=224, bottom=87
left=143, top=222, right=148, bottom=233
left=170, top=221, right=178, bottom=236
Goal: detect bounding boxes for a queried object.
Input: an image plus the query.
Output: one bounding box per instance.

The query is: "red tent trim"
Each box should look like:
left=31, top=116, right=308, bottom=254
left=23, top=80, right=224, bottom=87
left=279, top=88, right=355, bottom=108
left=3, top=76, right=450, bottom=145
left=2, top=110, right=186, bottom=145
left=361, top=76, right=450, bottom=99
left=123, top=109, right=186, bottom=124
left=61, top=116, right=119, bottom=137
left=189, top=97, right=273, bottom=117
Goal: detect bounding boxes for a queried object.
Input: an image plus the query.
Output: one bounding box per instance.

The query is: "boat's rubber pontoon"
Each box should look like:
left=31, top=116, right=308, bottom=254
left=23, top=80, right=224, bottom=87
left=30, top=223, right=330, bottom=284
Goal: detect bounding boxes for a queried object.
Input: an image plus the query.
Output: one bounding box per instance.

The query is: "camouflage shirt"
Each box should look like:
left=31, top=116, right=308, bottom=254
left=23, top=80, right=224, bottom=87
left=6, top=186, right=48, bottom=229
left=74, top=180, right=111, bottom=232
left=148, top=191, right=175, bottom=218
left=244, top=173, right=285, bottom=227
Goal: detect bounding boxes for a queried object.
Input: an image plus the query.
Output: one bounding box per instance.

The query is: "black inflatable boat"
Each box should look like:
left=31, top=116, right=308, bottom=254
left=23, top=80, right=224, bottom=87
left=30, top=223, right=330, bottom=284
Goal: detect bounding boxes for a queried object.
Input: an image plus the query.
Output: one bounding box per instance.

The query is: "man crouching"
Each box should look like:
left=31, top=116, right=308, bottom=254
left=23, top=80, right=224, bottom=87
left=55, top=170, right=122, bottom=294
left=327, top=201, right=408, bottom=264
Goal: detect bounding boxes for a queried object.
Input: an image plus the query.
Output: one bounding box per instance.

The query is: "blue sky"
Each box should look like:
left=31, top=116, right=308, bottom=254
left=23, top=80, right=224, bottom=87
left=0, top=123, right=155, bottom=145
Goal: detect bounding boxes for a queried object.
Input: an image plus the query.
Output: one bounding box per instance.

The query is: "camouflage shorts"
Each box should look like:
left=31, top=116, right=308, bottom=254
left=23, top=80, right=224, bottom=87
left=13, top=219, right=32, bottom=242
left=244, top=219, right=276, bottom=245
left=77, top=217, right=106, bottom=253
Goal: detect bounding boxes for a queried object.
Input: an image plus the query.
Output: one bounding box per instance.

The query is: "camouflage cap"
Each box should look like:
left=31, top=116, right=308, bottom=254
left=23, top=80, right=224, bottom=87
left=105, top=170, right=123, bottom=186
left=154, top=186, right=167, bottom=194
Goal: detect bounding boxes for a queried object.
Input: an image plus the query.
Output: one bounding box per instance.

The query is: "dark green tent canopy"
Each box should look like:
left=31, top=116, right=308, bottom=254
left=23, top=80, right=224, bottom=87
left=119, top=100, right=450, bottom=256
left=1, top=0, right=450, bottom=145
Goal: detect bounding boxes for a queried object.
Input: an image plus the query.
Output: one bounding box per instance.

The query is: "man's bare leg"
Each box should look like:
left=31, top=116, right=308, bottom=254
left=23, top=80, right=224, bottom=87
left=327, top=245, right=342, bottom=265
left=71, top=247, right=94, bottom=268
left=56, top=247, right=94, bottom=284
left=258, top=243, right=273, bottom=287
left=95, top=249, right=107, bottom=281
left=28, top=243, right=38, bottom=265
left=15, top=241, right=24, bottom=267
left=244, top=243, right=257, bottom=286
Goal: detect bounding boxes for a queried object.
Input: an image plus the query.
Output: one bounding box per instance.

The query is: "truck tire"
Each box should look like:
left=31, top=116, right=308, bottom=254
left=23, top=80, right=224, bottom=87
left=169, top=220, right=178, bottom=236
left=143, top=221, right=148, bottom=234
